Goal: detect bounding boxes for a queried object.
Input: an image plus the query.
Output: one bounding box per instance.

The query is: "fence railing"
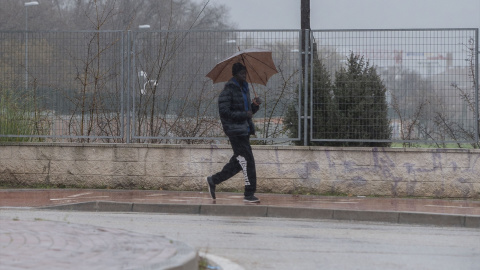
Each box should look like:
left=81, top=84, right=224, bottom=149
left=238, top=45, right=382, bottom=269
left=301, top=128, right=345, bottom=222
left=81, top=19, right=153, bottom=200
left=309, top=29, right=479, bottom=146
left=129, top=30, right=301, bottom=144
left=0, top=29, right=478, bottom=146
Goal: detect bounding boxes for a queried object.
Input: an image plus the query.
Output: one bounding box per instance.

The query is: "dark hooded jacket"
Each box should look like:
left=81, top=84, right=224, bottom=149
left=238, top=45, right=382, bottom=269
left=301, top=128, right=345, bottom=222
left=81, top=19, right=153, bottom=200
left=218, top=77, right=259, bottom=137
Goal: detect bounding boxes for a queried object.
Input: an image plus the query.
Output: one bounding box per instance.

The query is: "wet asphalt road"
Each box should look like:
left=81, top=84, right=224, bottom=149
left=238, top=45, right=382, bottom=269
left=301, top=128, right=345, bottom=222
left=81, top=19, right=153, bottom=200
left=1, top=209, right=479, bottom=270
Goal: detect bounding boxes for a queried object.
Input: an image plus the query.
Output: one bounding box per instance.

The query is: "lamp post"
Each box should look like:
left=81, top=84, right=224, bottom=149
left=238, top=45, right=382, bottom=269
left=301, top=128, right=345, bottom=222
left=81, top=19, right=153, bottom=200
left=127, top=25, right=151, bottom=142
left=25, top=1, right=39, bottom=90
left=138, top=24, right=151, bottom=61
left=138, top=25, right=151, bottom=94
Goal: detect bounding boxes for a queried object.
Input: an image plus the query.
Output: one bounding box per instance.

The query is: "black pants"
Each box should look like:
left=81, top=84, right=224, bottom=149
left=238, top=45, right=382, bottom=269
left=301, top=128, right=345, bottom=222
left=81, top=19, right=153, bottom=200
left=211, top=135, right=256, bottom=196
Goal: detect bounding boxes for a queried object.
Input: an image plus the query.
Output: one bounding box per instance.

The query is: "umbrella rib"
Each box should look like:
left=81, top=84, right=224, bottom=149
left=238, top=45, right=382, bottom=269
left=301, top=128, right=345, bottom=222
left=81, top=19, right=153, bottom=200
left=242, top=55, right=263, bottom=85
left=242, top=55, right=274, bottom=85
left=246, top=60, right=266, bottom=84
left=243, top=54, right=277, bottom=71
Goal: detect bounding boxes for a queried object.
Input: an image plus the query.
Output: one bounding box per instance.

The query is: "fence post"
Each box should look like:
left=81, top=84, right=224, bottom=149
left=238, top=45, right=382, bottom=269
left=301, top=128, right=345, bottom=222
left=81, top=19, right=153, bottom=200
left=476, top=28, right=479, bottom=143
left=303, top=29, right=310, bottom=146
left=309, top=31, right=315, bottom=146
left=126, top=30, right=132, bottom=143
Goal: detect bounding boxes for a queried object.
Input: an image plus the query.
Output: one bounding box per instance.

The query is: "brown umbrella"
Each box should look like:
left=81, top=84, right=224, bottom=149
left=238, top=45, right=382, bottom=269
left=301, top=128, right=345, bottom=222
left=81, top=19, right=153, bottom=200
left=206, top=48, right=278, bottom=97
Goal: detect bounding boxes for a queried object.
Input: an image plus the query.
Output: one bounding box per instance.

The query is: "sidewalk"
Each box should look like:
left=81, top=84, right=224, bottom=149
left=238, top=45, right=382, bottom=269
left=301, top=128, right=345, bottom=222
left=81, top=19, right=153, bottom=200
left=1, top=189, right=479, bottom=270
left=1, top=189, right=479, bottom=227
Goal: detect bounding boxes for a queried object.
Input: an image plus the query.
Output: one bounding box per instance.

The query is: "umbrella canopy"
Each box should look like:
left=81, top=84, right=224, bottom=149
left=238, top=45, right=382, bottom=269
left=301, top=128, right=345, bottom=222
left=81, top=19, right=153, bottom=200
left=206, top=48, right=278, bottom=86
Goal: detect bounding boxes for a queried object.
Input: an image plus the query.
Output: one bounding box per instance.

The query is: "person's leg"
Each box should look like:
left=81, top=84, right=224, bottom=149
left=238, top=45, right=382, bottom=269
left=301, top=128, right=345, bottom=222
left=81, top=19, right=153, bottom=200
left=210, top=136, right=243, bottom=185
left=211, top=155, right=242, bottom=185
left=236, top=136, right=256, bottom=197
left=210, top=136, right=257, bottom=199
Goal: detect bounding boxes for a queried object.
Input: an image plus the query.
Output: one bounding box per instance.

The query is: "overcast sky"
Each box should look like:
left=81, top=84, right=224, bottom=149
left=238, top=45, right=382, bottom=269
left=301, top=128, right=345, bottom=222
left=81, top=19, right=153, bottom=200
left=201, top=0, right=480, bottom=30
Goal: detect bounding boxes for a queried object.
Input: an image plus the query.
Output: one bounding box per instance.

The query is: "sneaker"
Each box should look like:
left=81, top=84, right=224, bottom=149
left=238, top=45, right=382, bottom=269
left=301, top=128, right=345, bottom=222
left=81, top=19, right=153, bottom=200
left=243, top=195, right=260, bottom=203
left=206, top=176, right=216, bottom=200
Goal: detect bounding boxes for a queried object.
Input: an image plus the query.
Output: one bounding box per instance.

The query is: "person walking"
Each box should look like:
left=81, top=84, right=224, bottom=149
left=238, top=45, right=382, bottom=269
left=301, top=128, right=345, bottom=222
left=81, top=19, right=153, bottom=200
left=206, top=62, right=262, bottom=203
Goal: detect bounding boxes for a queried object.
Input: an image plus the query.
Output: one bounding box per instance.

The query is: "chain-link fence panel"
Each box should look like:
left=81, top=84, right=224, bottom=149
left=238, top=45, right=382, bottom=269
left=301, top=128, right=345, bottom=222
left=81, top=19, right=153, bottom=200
left=131, top=30, right=302, bottom=144
left=310, top=29, right=479, bottom=146
left=0, top=31, right=126, bottom=142
left=1, top=29, right=478, bottom=146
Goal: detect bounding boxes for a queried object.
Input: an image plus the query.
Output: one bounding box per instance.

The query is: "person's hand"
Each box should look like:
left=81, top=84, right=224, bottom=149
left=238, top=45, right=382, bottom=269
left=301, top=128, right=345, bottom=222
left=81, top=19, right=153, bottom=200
left=246, top=111, right=253, bottom=119
left=253, top=97, right=262, bottom=106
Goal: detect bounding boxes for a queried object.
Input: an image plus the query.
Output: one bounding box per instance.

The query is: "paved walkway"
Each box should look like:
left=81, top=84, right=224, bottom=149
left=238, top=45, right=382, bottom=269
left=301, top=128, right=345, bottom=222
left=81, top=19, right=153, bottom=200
left=1, top=189, right=480, bottom=218
left=1, top=189, right=480, bottom=270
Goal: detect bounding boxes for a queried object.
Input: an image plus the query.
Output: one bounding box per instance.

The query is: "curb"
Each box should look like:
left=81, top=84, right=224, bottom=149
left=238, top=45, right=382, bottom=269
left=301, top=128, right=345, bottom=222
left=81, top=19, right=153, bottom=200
left=151, top=240, right=199, bottom=270
left=199, top=252, right=245, bottom=270
left=40, top=201, right=480, bottom=228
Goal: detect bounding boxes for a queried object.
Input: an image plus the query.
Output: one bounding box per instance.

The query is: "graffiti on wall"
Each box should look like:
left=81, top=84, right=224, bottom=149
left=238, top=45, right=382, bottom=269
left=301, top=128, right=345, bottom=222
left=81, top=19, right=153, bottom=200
left=271, top=148, right=479, bottom=197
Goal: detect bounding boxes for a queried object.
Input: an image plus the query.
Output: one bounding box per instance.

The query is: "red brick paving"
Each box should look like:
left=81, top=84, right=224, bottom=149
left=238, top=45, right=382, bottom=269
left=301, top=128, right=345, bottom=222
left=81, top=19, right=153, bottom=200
left=1, top=189, right=480, bottom=216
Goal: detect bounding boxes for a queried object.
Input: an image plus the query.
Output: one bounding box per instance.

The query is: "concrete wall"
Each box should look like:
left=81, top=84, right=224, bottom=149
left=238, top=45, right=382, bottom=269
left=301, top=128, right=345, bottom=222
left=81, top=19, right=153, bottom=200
left=0, top=143, right=479, bottom=198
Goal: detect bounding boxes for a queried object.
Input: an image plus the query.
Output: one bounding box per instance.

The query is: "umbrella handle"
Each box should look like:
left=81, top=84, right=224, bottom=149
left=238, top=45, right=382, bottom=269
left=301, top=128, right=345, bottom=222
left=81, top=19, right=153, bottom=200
left=250, top=83, right=258, bottom=99
left=238, top=50, right=258, bottom=99
left=241, top=54, right=257, bottom=98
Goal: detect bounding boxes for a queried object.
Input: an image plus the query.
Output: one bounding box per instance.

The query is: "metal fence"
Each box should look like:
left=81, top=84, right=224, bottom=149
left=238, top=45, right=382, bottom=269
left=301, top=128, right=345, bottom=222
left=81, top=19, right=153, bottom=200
left=130, top=30, right=301, bottom=144
left=0, top=29, right=478, bottom=146
left=309, top=29, right=479, bottom=146
left=0, top=30, right=126, bottom=142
